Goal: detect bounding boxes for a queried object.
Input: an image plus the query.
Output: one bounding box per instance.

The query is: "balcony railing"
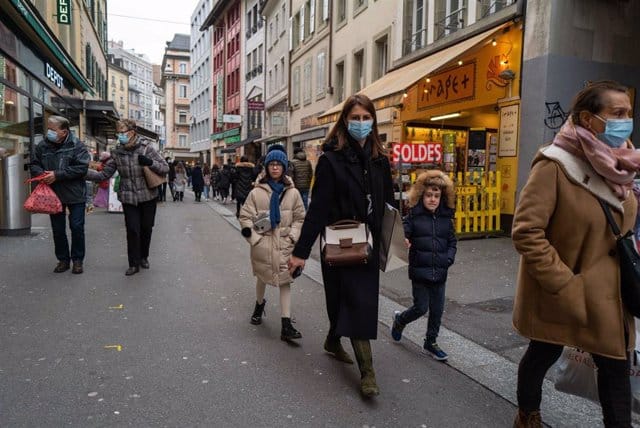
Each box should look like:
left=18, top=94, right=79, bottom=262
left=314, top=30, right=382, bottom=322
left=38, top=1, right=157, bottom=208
left=435, top=7, right=466, bottom=41
left=402, top=28, right=428, bottom=56
left=480, top=0, right=515, bottom=18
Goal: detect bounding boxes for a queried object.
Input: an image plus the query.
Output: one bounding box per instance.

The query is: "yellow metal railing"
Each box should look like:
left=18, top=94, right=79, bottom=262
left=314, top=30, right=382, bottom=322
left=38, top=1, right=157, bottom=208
left=450, top=171, right=501, bottom=234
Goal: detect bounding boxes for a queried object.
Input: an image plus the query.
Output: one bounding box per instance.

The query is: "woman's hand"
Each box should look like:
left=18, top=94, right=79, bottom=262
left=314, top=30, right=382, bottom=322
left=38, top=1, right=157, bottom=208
left=288, top=256, right=305, bottom=274
left=404, top=238, right=411, bottom=249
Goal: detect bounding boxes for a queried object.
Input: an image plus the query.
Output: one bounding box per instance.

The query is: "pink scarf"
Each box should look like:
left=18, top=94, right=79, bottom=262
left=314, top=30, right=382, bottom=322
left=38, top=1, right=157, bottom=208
left=552, top=118, right=640, bottom=200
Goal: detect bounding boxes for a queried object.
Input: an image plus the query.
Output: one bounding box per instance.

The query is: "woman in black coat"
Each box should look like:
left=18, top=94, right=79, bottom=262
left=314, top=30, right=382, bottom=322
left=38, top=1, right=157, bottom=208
left=191, top=163, right=205, bottom=202
left=289, top=94, right=394, bottom=397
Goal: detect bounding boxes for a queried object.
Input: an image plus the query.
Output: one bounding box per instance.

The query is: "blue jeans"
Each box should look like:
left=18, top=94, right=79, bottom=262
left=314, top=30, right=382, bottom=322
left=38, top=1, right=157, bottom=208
left=49, top=203, right=85, bottom=262
left=203, top=185, right=210, bottom=199
left=397, top=281, right=446, bottom=344
left=300, top=190, right=309, bottom=209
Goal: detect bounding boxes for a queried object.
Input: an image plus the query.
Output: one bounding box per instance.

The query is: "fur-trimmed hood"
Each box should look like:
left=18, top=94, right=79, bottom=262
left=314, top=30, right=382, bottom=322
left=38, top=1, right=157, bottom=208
left=406, top=170, right=455, bottom=209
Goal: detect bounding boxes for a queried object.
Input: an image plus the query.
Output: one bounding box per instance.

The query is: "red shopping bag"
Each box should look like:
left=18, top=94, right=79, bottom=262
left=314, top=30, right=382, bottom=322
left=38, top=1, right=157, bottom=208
left=23, top=175, right=63, bottom=214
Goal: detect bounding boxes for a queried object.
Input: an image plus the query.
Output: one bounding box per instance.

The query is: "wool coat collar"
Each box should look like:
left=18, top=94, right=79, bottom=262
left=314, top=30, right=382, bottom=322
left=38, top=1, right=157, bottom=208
left=539, top=144, right=623, bottom=212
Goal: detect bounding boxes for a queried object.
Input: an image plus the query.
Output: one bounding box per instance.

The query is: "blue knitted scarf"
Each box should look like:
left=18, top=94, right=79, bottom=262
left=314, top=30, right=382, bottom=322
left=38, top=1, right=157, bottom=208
left=267, top=179, right=285, bottom=229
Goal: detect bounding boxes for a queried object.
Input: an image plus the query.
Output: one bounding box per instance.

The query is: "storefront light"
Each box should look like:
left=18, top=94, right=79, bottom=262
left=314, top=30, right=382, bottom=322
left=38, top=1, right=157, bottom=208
left=457, top=60, right=463, bottom=66
left=491, top=38, right=497, bottom=47
left=430, top=112, right=461, bottom=121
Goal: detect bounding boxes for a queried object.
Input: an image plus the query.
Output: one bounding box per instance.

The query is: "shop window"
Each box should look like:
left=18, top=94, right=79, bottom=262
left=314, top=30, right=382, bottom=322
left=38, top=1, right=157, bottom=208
left=303, top=58, right=312, bottom=105
left=374, top=35, right=388, bottom=80
left=0, top=86, right=30, bottom=155
left=335, top=61, right=345, bottom=103
left=352, top=50, right=364, bottom=93
left=336, top=0, right=346, bottom=24
left=316, top=51, right=326, bottom=98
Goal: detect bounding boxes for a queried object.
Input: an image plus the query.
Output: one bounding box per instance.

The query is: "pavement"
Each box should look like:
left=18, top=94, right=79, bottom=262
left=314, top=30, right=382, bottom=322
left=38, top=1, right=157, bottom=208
left=0, top=192, right=632, bottom=427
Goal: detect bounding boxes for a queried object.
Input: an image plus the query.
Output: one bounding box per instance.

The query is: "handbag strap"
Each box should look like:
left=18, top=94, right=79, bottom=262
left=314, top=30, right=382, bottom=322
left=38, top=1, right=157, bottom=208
left=597, top=198, right=623, bottom=239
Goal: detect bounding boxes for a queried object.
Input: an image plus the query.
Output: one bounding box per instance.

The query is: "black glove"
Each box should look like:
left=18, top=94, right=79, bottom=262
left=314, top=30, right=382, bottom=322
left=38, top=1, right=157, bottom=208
left=241, top=227, right=252, bottom=238
left=138, top=155, right=153, bottom=166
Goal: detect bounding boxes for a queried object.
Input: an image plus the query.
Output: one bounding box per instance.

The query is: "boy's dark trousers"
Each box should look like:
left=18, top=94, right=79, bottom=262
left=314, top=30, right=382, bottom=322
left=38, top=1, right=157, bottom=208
left=397, top=281, right=445, bottom=344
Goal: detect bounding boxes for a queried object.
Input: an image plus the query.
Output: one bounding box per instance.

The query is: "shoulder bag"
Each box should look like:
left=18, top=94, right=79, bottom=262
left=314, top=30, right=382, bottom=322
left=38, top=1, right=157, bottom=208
left=320, top=154, right=372, bottom=267
left=598, top=199, right=640, bottom=317
left=142, top=145, right=166, bottom=189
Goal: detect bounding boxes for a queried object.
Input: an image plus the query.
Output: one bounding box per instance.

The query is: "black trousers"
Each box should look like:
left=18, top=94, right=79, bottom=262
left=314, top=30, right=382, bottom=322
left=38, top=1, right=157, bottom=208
left=517, top=340, right=631, bottom=427
left=122, top=199, right=157, bottom=268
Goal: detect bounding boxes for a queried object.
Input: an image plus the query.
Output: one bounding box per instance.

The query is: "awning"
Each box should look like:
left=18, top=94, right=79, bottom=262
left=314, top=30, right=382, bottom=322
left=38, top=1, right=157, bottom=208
left=319, top=25, right=503, bottom=119
left=220, top=137, right=257, bottom=153
left=254, top=135, right=288, bottom=144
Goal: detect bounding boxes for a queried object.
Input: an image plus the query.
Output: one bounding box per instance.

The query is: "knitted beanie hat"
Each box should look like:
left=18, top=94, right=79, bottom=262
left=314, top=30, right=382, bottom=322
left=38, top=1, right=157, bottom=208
left=264, top=149, right=288, bottom=168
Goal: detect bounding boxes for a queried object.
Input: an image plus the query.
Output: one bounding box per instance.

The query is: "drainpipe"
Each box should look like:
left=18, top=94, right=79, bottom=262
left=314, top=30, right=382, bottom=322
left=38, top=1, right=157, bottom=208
left=287, top=0, right=292, bottom=151
left=327, top=0, right=333, bottom=97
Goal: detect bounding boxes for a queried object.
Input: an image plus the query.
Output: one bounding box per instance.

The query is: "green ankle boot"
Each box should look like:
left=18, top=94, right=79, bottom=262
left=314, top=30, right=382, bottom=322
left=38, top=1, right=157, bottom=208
left=323, top=335, right=354, bottom=364
left=351, top=339, right=380, bottom=397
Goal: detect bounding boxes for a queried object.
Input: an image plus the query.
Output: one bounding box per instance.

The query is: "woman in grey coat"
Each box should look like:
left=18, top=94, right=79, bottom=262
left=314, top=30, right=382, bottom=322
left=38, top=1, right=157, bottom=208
left=87, top=119, right=169, bottom=275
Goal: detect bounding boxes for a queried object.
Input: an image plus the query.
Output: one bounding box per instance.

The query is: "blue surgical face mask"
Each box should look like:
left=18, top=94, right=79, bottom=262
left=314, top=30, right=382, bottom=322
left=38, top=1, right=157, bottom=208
left=117, top=133, right=129, bottom=144
left=46, top=129, right=58, bottom=143
left=347, top=119, right=373, bottom=141
left=594, top=114, right=633, bottom=148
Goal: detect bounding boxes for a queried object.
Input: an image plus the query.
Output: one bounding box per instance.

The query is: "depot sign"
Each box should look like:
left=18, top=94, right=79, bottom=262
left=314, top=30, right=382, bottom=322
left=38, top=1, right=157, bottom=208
left=392, top=143, right=443, bottom=164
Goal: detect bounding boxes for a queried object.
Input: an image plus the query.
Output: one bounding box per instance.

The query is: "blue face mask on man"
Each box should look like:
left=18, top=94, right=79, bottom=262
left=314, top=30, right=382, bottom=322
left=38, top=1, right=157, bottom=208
left=594, top=114, right=633, bottom=148
left=117, top=132, right=129, bottom=144
left=46, top=129, right=59, bottom=143
left=347, top=119, right=373, bottom=141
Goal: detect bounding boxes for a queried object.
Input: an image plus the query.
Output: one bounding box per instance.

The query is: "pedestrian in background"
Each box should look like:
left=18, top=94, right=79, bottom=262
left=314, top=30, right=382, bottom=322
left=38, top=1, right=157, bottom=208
left=233, top=156, right=256, bottom=217
left=86, top=119, right=168, bottom=276
left=239, top=149, right=306, bottom=342
left=185, top=163, right=192, bottom=188
left=191, top=162, right=204, bottom=202
left=31, top=115, right=90, bottom=274
left=203, top=163, right=211, bottom=201
left=211, top=164, right=221, bottom=200
left=288, top=94, right=394, bottom=397
left=173, top=162, right=187, bottom=202
left=390, top=170, right=457, bottom=361
left=167, top=158, right=176, bottom=200
left=512, top=81, right=637, bottom=427
left=289, top=147, right=313, bottom=209
left=92, top=151, right=111, bottom=208
left=219, top=163, right=232, bottom=203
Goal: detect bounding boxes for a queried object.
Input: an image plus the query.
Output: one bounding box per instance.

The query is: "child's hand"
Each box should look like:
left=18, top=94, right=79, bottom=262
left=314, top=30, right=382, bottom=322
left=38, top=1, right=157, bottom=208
left=404, top=238, right=411, bottom=248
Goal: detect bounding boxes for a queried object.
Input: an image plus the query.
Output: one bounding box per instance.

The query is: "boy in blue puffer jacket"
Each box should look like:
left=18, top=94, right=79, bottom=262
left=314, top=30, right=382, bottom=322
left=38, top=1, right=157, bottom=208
left=391, top=170, right=457, bottom=361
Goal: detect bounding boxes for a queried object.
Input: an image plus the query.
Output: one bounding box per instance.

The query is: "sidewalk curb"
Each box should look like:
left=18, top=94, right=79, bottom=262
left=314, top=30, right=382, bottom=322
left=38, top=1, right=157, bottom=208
left=206, top=198, right=605, bottom=427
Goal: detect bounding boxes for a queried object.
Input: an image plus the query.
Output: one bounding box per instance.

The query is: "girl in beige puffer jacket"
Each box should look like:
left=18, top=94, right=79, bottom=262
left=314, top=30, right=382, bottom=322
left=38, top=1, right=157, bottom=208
left=239, top=148, right=306, bottom=342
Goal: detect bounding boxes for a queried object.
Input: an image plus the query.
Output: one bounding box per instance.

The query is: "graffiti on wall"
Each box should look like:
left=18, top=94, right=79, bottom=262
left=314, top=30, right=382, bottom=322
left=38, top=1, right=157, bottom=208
left=544, top=102, right=569, bottom=130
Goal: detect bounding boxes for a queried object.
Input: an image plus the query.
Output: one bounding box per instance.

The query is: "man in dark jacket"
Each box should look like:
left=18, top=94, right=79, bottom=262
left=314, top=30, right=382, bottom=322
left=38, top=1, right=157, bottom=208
left=289, top=147, right=313, bottom=209
left=232, top=156, right=256, bottom=217
left=31, top=115, right=90, bottom=274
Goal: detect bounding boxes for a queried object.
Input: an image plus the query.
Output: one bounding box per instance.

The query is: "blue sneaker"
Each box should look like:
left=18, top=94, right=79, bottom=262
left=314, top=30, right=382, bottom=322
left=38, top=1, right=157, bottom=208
left=423, top=342, right=448, bottom=361
left=391, top=311, right=405, bottom=342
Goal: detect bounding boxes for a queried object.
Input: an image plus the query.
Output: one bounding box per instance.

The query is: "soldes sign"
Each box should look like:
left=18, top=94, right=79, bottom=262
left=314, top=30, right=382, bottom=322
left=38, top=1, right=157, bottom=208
left=392, top=143, right=442, bottom=164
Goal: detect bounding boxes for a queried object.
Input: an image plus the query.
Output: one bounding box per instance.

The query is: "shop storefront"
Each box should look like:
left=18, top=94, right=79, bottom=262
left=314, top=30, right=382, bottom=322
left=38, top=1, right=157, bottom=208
left=318, top=22, right=521, bottom=235
left=291, top=127, right=328, bottom=169
left=398, top=23, right=522, bottom=234
left=212, top=126, right=241, bottom=165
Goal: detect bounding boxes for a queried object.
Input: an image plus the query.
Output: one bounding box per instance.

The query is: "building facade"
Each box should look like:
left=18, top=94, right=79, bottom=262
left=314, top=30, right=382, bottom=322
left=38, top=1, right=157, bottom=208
left=190, top=0, right=213, bottom=163
left=233, top=0, right=264, bottom=162
left=161, top=33, right=193, bottom=163
left=259, top=0, right=288, bottom=154
left=201, top=0, right=243, bottom=165
left=152, top=84, right=165, bottom=152
left=288, top=0, right=332, bottom=161
left=108, top=40, right=154, bottom=132
left=107, top=55, right=130, bottom=121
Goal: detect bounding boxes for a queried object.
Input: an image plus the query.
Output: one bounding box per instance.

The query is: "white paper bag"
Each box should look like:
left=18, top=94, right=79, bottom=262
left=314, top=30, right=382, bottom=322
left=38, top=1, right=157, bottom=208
left=379, top=203, right=409, bottom=272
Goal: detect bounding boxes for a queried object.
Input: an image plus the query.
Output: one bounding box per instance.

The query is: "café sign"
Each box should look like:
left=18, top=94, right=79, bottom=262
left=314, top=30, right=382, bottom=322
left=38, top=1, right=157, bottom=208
left=417, top=63, right=476, bottom=109
left=57, top=0, right=71, bottom=25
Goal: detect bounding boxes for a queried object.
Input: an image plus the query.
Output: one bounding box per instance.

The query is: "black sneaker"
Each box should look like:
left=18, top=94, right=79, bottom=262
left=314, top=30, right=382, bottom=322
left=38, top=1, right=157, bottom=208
left=423, top=342, right=448, bottom=361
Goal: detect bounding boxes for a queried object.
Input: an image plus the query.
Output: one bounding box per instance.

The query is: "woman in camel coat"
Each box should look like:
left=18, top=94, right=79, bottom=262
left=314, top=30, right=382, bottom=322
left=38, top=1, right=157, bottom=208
left=239, top=149, right=305, bottom=342
left=512, top=80, right=637, bottom=428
